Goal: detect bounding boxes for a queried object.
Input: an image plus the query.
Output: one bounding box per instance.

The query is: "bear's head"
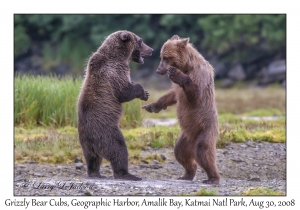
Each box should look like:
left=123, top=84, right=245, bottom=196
left=156, top=35, right=190, bottom=75
left=102, top=30, right=153, bottom=64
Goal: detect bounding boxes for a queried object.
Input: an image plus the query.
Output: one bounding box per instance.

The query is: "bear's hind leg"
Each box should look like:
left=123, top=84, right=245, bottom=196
left=103, top=128, right=142, bottom=181
left=195, top=133, right=220, bottom=184
left=174, top=133, right=197, bottom=180
left=83, top=150, right=106, bottom=178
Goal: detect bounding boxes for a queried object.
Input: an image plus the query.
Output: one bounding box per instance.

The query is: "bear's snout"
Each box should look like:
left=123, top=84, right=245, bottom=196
left=156, top=68, right=167, bottom=75
left=141, top=47, right=153, bottom=57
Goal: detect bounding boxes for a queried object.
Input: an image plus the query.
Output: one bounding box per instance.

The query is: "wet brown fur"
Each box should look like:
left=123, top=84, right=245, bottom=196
left=143, top=35, right=220, bottom=184
left=77, top=30, right=152, bottom=181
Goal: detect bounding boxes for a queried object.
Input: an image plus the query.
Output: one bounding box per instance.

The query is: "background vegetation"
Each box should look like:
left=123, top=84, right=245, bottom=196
left=14, top=14, right=286, bottom=75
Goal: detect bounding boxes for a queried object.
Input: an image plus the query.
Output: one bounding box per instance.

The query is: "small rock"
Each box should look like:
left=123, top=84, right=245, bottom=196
left=245, top=141, right=255, bottom=147
left=141, top=160, right=149, bottom=164
left=153, top=160, right=160, bottom=164
left=139, top=164, right=149, bottom=169
left=34, top=173, right=44, bottom=177
left=75, top=162, right=84, bottom=170
left=84, top=190, right=92, bottom=196
left=151, top=165, right=163, bottom=169
left=14, top=178, right=27, bottom=182
left=74, top=157, right=83, bottom=163
left=160, top=154, right=167, bottom=161
left=249, top=175, right=261, bottom=182
left=231, top=159, right=244, bottom=163
left=27, top=161, right=38, bottom=164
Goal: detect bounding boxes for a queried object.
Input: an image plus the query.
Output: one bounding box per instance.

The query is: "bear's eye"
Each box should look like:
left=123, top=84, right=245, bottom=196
left=163, top=57, right=169, bottom=61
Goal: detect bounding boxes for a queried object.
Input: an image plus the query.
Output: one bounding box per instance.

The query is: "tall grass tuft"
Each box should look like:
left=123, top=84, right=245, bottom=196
left=14, top=75, right=144, bottom=128
left=15, top=75, right=81, bottom=127
left=121, top=100, right=144, bottom=128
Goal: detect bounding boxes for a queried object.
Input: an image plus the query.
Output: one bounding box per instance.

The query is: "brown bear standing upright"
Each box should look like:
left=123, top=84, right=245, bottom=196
left=77, top=30, right=153, bottom=181
left=143, top=35, right=220, bottom=184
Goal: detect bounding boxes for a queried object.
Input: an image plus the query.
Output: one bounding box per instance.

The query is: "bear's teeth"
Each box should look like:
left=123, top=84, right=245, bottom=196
left=139, top=56, right=144, bottom=63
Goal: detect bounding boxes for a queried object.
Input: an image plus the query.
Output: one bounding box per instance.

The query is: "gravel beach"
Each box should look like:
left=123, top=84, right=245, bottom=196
left=14, top=140, right=286, bottom=196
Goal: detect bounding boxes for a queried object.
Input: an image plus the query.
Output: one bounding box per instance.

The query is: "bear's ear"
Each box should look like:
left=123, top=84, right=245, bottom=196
left=177, top=38, right=190, bottom=48
left=120, top=32, right=129, bottom=41
left=170, top=35, right=180, bottom=40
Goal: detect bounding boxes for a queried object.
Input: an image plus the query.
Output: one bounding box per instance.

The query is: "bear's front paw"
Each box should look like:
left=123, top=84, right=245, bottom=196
left=142, top=104, right=153, bottom=113
left=140, top=90, right=150, bottom=101
left=142, top=103, right=164, bottom=113
left=167, top=66, right=182, bottom=85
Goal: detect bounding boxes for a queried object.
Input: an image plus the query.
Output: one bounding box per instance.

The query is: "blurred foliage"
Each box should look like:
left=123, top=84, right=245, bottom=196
left=14, top=14, right=286, bottom=74
left=14, top=25, right=30, bottom=56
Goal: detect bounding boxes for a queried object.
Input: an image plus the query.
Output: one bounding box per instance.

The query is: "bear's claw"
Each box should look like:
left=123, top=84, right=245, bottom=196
left=140, top=90, right=150, bottom=101
left=167, top=66, right=182, bottom=84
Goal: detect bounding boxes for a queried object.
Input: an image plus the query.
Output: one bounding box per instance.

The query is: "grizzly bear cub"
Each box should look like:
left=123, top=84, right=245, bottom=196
left=143, top=35, right=220, bottom=184
left=77, top=30, right=153, bottom=181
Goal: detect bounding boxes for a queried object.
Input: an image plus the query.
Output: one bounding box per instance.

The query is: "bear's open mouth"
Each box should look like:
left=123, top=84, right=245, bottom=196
left=139, top=51, right=152, bottom=64
left=132, top=49, right=152, bottom=64
left=132, top=50, right=144, bottom=64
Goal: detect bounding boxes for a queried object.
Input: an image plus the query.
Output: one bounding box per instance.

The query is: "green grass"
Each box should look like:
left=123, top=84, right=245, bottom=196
left=14, top=115, right=285, bottom=164
left=122, top=126, right=181, bottom=150
left=217, top=115, right=285, bottom=147
left=14, top=126, right=81, bottom=164
left=144, top=153, right=166, bottom=163
left=240, top=187, right=285, bottom=196
left=128, top=153, right=166, bottom=165
left=183, top=187, right=217, bottom=196
left=121, top=100, right=144, bottom=128
left=14, top=125, right=180, bottom=164
left=14, top=75, right=143, bottom=128
left=14, top=75, right=81, bottom=127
